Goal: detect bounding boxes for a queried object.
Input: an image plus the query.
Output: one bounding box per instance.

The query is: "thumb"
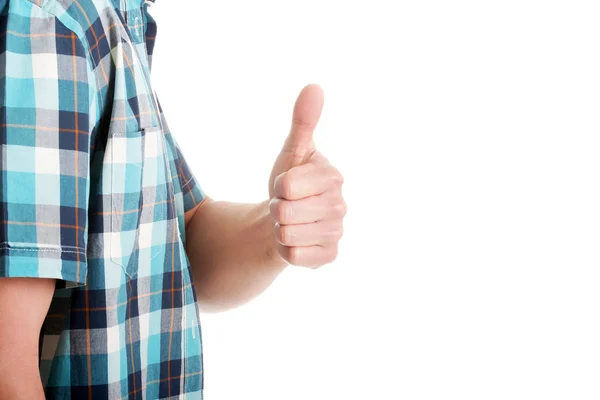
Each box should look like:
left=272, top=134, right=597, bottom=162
left=284, top=84, right=325, bottom=151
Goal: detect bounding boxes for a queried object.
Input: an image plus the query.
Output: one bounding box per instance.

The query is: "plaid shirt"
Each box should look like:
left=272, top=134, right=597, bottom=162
left=1, top=0, right=206, bottom=398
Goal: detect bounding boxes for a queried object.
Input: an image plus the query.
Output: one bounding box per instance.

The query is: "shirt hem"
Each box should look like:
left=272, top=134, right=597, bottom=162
left=0, top=247, right=88, bottom=287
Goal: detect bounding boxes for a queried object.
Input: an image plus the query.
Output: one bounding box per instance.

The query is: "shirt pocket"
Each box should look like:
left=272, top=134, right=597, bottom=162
left=104, top=127, right=168, bottom=278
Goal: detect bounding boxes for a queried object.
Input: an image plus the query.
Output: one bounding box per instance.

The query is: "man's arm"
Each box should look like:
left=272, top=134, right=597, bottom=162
left=184, top=85, right=346, bottom=313
left=0, top=278, right=55, bottom=400
left=0, top=6, right=92, bottom=397
left=184, top=199, right=286, bottom=313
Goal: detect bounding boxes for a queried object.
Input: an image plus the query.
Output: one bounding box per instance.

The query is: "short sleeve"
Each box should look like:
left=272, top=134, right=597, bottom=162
left=0, top=4, right=91, bottom=287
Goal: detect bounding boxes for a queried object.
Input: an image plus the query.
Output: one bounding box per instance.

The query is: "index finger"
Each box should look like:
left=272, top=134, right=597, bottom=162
left=273, top=161, right=344, bottom=200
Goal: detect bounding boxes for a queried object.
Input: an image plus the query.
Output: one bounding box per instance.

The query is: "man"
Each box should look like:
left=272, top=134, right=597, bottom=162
left=0, top=0, right=346, bottom=398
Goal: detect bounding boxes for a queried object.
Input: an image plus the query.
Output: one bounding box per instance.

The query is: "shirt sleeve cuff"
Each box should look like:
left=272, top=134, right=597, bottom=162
left=182, top=176, right=207, bottom=213
left=0, top=246, right=88, bottom=288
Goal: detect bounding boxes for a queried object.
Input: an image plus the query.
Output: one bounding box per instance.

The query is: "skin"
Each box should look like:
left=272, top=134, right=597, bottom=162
left=0, top=278, right=55, bottom=399
left=0, top=84, right=346, bottom=397
left=184, top=84, right=347, bottom=312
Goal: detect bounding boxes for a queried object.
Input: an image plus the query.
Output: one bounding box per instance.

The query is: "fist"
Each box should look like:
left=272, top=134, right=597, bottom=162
left=268, top=85, right=347, bottom=268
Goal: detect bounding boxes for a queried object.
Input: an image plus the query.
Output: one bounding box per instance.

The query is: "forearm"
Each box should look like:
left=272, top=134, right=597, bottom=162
left=0, top=354, right=45, bottom=400
left=185, top=199, right=286, bottom=312
left=0, top=278, right=55, bottom=400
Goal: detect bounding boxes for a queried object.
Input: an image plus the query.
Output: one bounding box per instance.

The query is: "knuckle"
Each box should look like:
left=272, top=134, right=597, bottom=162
left=269, top=200, right=280, bottom=222
left=279, top=174, right=296, bottom=199
left=325, top=223, right=344, bottom=243
left=327, top=247, right=339, bottom=263
left=283, top=144, right=311, bottom=163
left=311, top=247, right=338, bottom=269
left=275, top=243, right=287, bottom=261
left=277, top=225, right=292, bottom=245
left=292, top=117, right=314, bottom=130
left=330, top=167, right=344, bottom=185
left=282, top=202, right=294, bottom=223
left=287, top=247, right=302, bottom=266
left=333, top=200, right=348, bottom=218
left=272, top=200, right=293, bottom=223
left=333, top=225, right=344, bottom=241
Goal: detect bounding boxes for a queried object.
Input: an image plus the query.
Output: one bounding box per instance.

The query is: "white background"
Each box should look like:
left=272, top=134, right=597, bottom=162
left=150, top=1, right=600, bottom=399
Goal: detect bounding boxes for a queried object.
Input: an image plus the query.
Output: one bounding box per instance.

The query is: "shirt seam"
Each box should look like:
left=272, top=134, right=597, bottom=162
left=180, top=175, right=195, bottom=189
left=0, top=244, right=87, bottom=254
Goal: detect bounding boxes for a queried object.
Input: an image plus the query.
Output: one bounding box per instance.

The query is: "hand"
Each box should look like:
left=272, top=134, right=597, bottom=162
left=268, top=84, right=347, bottom=268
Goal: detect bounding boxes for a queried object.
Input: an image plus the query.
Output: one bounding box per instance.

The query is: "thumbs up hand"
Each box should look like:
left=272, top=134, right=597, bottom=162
left=268, top=84, right=347, bottom=268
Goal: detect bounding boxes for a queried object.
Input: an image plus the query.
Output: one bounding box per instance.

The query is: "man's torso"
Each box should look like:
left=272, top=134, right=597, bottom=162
left=0, top=0, right=205, bottom=397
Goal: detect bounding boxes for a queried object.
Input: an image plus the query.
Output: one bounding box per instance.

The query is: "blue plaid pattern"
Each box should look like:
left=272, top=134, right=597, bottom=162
left=0, top=0, right=206, bottom=398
